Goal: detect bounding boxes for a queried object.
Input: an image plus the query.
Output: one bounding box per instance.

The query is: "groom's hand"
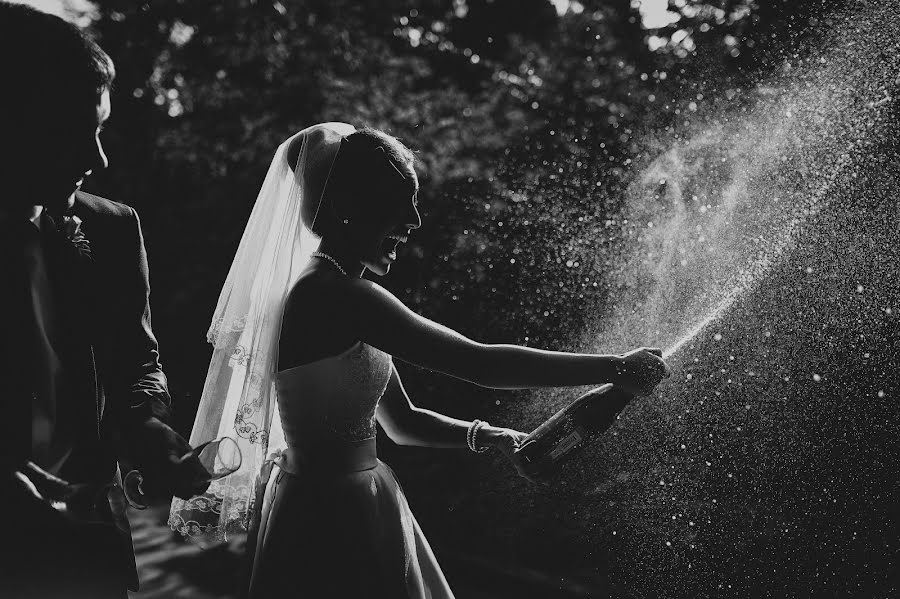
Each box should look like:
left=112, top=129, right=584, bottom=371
left=161, top=452, right=211, bottom=500
left=2, top=467, right=82, bottom=525
left=127, top=418, right=211, bottom=500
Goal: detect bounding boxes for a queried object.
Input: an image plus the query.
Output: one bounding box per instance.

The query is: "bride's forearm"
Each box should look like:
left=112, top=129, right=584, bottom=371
left=462, top=344, right=623, bottom=390
left=387, top=408, right=474, bottom=449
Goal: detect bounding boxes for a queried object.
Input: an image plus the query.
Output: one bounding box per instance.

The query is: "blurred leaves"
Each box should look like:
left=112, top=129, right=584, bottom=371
left=79, top=0, right=841, bottom=423
left=65, top=0, right=893, bottom=595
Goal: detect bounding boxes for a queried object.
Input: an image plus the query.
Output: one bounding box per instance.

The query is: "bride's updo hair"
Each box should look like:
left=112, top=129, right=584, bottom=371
left=291, top=127, right=417, bottom=236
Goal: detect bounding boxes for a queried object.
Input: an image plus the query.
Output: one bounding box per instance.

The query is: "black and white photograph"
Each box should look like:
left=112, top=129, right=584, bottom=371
left=0, top=0, right=897, bottom=597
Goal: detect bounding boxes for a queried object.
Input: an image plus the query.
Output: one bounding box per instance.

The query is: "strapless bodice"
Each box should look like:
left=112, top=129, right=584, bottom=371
left=253, top=342, right=455, bottom=599
left=274, top=342, right=392, bottom=448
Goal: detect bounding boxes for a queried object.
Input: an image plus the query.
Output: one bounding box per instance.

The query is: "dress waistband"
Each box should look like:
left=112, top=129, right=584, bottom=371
left=276, top=438, right=377, bottom=476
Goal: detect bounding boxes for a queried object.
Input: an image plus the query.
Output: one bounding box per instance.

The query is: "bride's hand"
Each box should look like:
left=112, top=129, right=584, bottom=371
left=614, top=347, right=671, bottom=396
left=477, top=425, right=528, bottom=458
left=476, top=425, right=543, bottom=483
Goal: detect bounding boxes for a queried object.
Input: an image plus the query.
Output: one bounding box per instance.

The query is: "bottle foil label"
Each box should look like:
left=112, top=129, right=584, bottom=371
left=549, top=429, right=584, bottom=461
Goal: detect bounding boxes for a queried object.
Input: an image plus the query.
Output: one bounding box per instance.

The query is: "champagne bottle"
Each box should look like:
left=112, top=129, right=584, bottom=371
left=514, top=384, right=634, bottom=479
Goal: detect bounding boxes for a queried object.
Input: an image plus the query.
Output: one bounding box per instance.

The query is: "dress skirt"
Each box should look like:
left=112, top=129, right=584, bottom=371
left=247, top=442, right=454, bottom=599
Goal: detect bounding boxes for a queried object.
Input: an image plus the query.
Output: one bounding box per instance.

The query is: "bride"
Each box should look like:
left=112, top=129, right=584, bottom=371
left=169, top=122, right=669, bottom=598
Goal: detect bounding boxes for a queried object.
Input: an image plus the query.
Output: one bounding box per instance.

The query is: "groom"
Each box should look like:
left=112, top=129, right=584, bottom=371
left=0, top=4, right=208, bottom=598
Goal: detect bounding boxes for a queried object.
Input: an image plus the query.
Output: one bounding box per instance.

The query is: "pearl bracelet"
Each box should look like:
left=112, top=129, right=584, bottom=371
left=467, top=419, right=491, bottom=453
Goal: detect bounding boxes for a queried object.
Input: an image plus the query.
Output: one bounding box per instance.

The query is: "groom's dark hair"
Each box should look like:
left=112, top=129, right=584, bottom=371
left=0, top=2, right=115, bottom=120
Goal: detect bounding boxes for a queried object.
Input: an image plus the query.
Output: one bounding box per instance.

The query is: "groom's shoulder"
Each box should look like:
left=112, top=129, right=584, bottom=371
left=74, top=190, right=137, bottom=221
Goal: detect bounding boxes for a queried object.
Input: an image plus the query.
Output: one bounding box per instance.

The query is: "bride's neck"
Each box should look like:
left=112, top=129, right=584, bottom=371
left=315, top=238, right=365, bottom=278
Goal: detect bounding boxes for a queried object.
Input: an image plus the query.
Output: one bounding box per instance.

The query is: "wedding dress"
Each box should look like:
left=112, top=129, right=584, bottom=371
left=247, top=341, right=454, bottom=598
left=168, top=122, right=454, bottom=597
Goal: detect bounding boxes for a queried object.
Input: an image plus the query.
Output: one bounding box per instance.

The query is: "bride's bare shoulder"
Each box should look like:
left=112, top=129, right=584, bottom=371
left=279, top=270, right=358, bottom=366
left=285, top=269, right=337, bottom=310
left=284, top=272, right=400, bottom=325
left=283, top=269, right=375, bottom=314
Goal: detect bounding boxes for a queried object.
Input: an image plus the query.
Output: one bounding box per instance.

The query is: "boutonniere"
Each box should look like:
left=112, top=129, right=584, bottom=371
left=60, top=215, right=92, bottom=258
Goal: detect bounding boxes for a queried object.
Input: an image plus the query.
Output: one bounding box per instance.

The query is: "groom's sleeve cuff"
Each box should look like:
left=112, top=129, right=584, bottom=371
left=122, top=386, right=173, bottom=424
left=128, top=395, right=173, bottom=423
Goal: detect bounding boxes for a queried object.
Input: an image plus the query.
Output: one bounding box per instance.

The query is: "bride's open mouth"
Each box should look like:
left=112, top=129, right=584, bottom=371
left=382, top=232, right=408, bottom=260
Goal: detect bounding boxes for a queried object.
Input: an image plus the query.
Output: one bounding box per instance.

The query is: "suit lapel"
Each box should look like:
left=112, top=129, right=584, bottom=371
left=41, top=209, right=102, bottom=455
left=68, top=195, right=103, bottom=430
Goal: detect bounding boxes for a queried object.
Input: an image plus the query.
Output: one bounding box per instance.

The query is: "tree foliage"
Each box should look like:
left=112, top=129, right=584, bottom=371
left=67, top=0, right=885, bottom=593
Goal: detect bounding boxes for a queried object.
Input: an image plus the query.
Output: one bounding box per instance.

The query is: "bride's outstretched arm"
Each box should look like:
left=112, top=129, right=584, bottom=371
left=375, top=364, right=526, bottom=453
left=344, top=278, right=669, bottom=392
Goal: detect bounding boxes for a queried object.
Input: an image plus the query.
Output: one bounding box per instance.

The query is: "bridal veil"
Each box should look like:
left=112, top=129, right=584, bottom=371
left=168, top=122, right=355, bottom=544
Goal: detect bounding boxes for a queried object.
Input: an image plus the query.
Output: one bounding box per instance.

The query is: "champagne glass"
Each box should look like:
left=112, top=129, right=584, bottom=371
left=123, top=436, right=242, bottom=509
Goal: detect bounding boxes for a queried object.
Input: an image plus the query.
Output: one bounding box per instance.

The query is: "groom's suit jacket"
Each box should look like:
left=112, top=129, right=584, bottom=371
left=2, top=190, right=172, bottom=591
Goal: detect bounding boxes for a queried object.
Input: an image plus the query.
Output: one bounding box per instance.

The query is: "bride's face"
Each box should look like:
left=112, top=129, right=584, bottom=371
left=354, top=174, right=421, bottom=276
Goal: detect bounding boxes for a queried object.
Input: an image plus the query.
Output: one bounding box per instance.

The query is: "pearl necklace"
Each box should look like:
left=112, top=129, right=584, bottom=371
left=311, top=251, right=347, bottom=276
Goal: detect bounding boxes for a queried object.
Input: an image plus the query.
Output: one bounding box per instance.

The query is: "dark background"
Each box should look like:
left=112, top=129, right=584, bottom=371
left=40, top=0, right=900, bottom=597
left=74, top=0, right=854, bottom=421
